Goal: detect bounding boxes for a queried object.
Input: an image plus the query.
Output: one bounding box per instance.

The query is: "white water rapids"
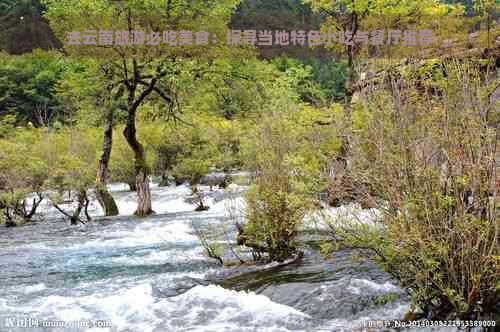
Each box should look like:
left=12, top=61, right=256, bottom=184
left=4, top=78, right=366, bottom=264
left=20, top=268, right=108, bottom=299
left=0, top=182, right=464, bottom=331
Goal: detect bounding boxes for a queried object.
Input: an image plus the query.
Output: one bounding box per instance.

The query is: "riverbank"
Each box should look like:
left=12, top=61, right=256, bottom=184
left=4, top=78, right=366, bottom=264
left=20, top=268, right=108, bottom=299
left=0, top=182, right=423, bottom=332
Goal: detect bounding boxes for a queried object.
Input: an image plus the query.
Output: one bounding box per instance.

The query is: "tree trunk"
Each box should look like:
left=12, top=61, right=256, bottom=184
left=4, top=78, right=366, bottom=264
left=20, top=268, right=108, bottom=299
left=326, top=13, right=358, bottom=205
left=123, top=105, right=153, bottom=217
left=96, top=108, right=119, bottom=216
left=336, top=12, right=359, bottom=178
left=135, top=166, right=153, bottom=216
left=127, top=181, right=137, bottom=191
left=344, top=56, right=354, bottom=127
left=343, top=11, right=358, bottom=154
left=52, top=190, right=89, bottom=225
left=73, top=189, right=91, bottom=225
left=24, top=193, right=43, bottom=220
left=158, top=172, right=170, bottom=187
left=158, top=156, right=170, bottom=187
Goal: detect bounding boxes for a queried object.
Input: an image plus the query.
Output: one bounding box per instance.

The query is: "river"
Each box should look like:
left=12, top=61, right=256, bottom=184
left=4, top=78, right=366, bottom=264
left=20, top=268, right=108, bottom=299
left=0, top=182, right=435, bottom=332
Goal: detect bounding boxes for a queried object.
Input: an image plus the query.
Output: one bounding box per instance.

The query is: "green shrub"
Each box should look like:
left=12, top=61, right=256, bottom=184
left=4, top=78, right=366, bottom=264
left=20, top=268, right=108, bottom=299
left=241, top=107, right=330, bottom=262
left=334, top=60, right=499, bottom=320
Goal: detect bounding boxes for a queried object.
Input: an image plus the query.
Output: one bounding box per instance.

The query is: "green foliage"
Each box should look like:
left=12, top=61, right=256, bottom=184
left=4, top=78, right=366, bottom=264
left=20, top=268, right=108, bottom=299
left=54, top=60, right=111, bottom=127
left=0, top=0, right=60, bottom=54
left=0, top=114, right=16, bottom=138
left=374, top=292, right=399, bottom=306
left=0, top=130, right=48, bottom=206
left=142, top=111, right=242, bottom=184
left=333, top=60, right=499, bottom=320
left=173, top=158, right=210, bottom=185
left=0, top=53, right=66, bottom=127
left=272, top=59, right=326, bottom=105
left=302, top=59, right=347, bottom=101
left=42, top=0, right=241, bottom=60
left=0, top=128, right=58, bottom=224
left=108, top=126, right=136, bottom=189
left=103, top=108, right=245, bottom=189
left=0, top=125, right=101, bottom=225
left=40, top=127, right=99, bottom=195
left=241, top=100, right=337, bottom=261
left=303, top=0, right=467, bottom=65
left=0, top=2, right=496, bottom=324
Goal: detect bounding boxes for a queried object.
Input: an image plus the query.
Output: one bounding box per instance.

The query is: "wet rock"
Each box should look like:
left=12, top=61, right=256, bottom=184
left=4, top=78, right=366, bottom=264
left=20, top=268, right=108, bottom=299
left=154, top=277, right=211, bottom=298
left=200, top=173, right=233, bottom=188
left=194, top=205, right=210, bottom=212
left=217, top=245, right=410, bottom=324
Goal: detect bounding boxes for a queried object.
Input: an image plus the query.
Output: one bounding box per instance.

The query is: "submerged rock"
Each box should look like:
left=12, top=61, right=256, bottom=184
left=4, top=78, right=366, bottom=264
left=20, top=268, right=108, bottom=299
left=214, top=242, right=411, bottom=329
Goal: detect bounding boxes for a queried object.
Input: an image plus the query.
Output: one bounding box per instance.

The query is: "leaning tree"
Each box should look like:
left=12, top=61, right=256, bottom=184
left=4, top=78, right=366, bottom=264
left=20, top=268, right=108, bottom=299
left=43, top=0, right=240, bottom=216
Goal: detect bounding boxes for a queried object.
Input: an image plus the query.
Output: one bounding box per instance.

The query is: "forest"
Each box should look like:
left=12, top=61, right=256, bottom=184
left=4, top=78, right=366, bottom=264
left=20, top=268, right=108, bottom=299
left=0, top=0, right=498, bottom=331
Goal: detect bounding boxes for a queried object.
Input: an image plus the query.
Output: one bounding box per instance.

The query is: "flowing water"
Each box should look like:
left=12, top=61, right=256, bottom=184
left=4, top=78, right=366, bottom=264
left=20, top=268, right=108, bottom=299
left=0, top=182, right=422, bottom=332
